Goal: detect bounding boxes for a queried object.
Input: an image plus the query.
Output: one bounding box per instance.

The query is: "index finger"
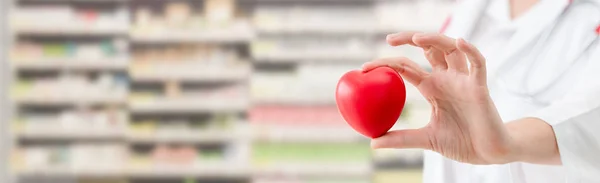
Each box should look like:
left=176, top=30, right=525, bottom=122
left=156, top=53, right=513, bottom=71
left=412, top=33, right=457, bottom=53
left=386, top=32, right=420, bottom=46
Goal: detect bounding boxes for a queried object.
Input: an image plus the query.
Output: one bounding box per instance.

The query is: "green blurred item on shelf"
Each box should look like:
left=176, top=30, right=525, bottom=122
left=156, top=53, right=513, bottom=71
left=183, top=178, right=197, bottom=183
left=253, top=142, right=371, bottom=164
left=199, top=148, right=224, bottom=161
left=43, top=43, right=68, bottom=58
left=10, top=81, right=32, bottom=98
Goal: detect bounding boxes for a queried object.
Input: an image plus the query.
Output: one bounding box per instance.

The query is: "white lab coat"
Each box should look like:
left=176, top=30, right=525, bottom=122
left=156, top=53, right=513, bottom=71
left=424, top=0, right=600, bottom=182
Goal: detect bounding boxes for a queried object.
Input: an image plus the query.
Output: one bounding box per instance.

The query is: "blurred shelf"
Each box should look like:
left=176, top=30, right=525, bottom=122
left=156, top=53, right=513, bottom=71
left=252, top=97, right=336, bottom=106
left=374, top=169, right=422, bottom=183
left=127, top=131, right=234, bottom=144
left=14, top=129, right=126, bottom=140
left=252, top=125, right=365, bottom=143
left=15, top=168, right=125, bottom=178
left=248, top=0, right=378, bottom=2
left=17, top=0, right=127, bottom=2
left=257, top=26, right=398, bottom=35
left=254, top=163, right=372, bottom=178
left=12, top=25, right=129, bottom=36
left=129, top=98, right=249, bottom=113
left=130, top=30, right=255, bottom=44
left=15, top=166, right=250, bottom=179
left=128, top=166, right=251, bottom=178
left=13, top=95, right=127, bottom=106
left=131, top=63, right=251, bottom=82
left=253, top=51, right=373, bottom=63
left=12, top=58, right=128, bottom=71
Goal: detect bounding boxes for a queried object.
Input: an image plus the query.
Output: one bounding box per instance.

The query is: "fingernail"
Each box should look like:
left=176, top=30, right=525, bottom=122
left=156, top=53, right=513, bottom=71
left=386, top=33, right=400, bottom=40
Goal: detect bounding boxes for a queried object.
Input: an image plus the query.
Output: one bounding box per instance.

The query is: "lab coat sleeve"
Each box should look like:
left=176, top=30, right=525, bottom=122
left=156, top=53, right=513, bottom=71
left=529, top=43, right=600, bottom=181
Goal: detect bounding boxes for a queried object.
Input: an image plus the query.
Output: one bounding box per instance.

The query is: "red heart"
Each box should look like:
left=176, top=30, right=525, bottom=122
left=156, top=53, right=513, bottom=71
left=335, top=67, right=407, bottom=138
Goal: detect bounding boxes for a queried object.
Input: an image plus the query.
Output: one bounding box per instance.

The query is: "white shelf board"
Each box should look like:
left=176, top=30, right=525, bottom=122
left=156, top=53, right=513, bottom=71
left=14, top=129, right=126, bottom=140
left=12, top=58, right=128, bottom=71
left=128, top=165, right=250, bottom=178
left=131, top=64, right=251, bottom=82
left=251, top=125, right=366, bottom=143
left=253, top=51, right=373, bottom=62
left=253, top=163, right=372, bottom=178
left=257, top=26, right=396, bottom=35
left=127, top=131, right=234, bottom=144
left=130, top=30, right=255, bottom=43
left=17, top=0, right=127, bottom=2
left=129, top=98, right=249, bottom=113
left=13, top=95, right=127, bottom=106
left=15, top=168, right=125, bottom=177
left=15, top=166, right=250, bottom=178
left=12, top=25, right=129, bottom=36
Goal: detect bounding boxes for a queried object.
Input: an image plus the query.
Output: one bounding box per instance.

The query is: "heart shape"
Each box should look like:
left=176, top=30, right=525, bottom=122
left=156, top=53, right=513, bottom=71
left=335, top=67, right=407, bottom=138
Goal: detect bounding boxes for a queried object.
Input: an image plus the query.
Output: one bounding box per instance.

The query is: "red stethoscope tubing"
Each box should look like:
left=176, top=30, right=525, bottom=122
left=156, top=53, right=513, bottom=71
left=439, top=0, right=600, bottom=35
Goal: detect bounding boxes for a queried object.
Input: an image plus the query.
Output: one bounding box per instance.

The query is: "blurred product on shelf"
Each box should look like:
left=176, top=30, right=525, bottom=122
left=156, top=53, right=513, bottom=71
left=129, top=83, right=248, bottom=109
left=131, top=0, right=253, bottom=42
left=374, top=169, right=423, bottom=183
left=251, top=64, right=360, bottom=104
left=374, top=1, right=453, bottom=32
left=254, top=4, right=379, bottom=33
left=12, top=38, right=128, bottom=64
left=14, top=107, right=127, bottom=133
left=251, top=36, right=373, bottom=62
left=205, top=0, right=236, bottom=25
left=129, top=144, right=231, bottom=170
left=129, top=113, right=235, bottom=135
left=254, top=178, right=370, bottom=183
left=250, top=106, right=343, bottom=126
left=131, top=44, right=239, bottom=65
left=12, top=143, right=127, bottom=172
left=12, top=72, right=129, bottom=104
left=11, top=5, right=129, bottom=34
left=253, top=142, right=370, bottom=164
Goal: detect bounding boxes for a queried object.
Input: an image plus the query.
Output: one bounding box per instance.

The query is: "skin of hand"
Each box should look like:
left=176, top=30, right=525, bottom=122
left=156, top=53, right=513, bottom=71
left=363, top=32, right=560, bottom=165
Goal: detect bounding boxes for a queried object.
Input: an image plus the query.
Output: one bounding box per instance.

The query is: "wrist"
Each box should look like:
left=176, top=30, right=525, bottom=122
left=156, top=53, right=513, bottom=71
left=502, top=122, right=525, bottom=164
left=501, top=118, right=561, bottom=165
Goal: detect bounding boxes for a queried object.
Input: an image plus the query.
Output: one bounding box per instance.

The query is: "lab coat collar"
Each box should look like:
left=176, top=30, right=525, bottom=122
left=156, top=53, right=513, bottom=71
left=442, top=0, right=488, bottom=39
left=448, top=0, right=571, bottom=79
left=498, top=0, right=570, bottom=64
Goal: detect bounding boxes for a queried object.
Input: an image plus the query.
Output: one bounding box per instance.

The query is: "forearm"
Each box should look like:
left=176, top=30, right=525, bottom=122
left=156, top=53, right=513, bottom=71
left=506, top=117, right=562, bottom=165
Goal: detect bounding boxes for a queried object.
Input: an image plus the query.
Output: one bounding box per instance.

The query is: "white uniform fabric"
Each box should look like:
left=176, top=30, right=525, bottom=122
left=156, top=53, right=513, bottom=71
left=423, top=0, right=600, bottom=182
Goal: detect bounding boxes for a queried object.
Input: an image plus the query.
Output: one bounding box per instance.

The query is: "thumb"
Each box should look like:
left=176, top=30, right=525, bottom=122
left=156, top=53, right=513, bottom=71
left=371, top=128, right=432, bottom=150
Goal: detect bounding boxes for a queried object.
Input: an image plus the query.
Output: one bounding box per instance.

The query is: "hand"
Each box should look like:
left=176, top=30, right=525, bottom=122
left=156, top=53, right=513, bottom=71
left=363, top=32, right=518, bottom=164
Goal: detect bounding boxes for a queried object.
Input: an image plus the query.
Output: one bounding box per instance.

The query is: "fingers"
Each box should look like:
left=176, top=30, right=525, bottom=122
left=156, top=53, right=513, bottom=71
left=386, top=32, right=419, bottom=46
left=413, top=33, right=457, bottom=52
left=371, top=128, right=432, bottom=150
left=456, top=38, right=487, bottom=85
left=362, top=57, right=429, bottom=86
left=413, top=33, right=468, bottom=73
left=420, top=45, right=448, bottom=71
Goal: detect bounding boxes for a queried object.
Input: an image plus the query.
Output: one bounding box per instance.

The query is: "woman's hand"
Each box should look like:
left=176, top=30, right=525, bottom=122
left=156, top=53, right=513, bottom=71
left=363, top=32, right=518, bottom=164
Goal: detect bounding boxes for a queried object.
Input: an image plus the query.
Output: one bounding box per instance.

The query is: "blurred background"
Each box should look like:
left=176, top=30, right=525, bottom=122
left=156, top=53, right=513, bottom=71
left=4, top=0, right=455, bottom=182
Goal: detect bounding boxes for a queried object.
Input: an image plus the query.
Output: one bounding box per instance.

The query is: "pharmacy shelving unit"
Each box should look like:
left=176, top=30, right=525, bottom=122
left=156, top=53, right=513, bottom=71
left=127, top=0, right=253, bottom=183
left=249, top=1, right=382, bottom=183
left=6, top=0, right=455, bottom=182
left=249, top=1, right=454, bottom=183
left=9, top=0, right=130, bottom=183
left=8, top=0, right=254, bottom=183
